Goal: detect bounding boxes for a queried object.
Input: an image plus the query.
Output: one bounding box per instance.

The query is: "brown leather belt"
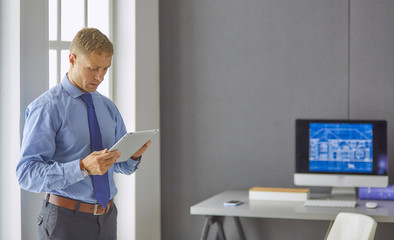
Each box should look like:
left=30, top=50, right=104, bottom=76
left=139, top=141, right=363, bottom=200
left=46, top=194, right=112, bottom=215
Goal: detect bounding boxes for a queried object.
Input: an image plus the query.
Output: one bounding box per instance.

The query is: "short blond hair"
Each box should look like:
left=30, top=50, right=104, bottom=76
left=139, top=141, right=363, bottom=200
left=70, top=28, right=113, bottom=56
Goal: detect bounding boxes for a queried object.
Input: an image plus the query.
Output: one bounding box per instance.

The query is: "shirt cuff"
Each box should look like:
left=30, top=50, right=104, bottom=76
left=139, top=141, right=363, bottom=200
left=128, top=156, right=142, bottom=168
left=64, top=159, right=85, bottom=182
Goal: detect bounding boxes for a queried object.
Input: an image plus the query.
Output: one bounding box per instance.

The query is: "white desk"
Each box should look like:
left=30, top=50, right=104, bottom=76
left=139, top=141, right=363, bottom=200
left=190, top=190, right=394, bottom=239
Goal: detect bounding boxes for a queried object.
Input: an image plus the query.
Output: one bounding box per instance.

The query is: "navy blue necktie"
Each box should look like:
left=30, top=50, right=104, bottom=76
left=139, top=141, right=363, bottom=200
left=80, top=93, right=110, bottom=208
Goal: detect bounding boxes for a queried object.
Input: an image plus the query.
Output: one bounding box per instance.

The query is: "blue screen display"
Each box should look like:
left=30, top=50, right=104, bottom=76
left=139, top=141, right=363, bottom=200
left=309, top=123, right=373, bottom=173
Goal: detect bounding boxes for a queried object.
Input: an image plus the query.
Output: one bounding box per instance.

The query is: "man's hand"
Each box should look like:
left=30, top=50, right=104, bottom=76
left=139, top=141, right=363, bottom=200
left=81, top=149, right=121, bottom=175
left=131, top=140, right=152, bottom=160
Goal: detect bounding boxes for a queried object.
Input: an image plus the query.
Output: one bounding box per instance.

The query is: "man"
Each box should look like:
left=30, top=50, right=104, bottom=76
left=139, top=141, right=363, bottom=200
left=16, top=28, right=150, bottom=240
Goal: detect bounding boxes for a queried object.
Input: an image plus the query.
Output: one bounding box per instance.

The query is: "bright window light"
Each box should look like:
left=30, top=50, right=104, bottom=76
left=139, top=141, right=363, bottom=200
left=49, top=50, right=57, bottom=88
left=61, top=50, right=69, bottom=81
left=61, top=0, right=84, bottom=41
left=48, top=0, right=57, bottom=41
left=88, top=0, right=109, bottom=36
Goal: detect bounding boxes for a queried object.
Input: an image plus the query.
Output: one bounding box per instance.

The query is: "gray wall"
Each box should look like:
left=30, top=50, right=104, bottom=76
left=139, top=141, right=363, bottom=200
left=20, top=0, right=48, bottom=239
left=160, top=0, right=394, bottom=239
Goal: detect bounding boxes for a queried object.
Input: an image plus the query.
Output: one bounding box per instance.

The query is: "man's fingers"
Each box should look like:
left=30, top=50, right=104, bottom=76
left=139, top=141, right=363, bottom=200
left=89, top=150, right=120, bottom=168
left=145, top=140, right=152, bottom=147
left=92, top=149, right=120, bottom=160
left=138, top=141, right=151, bottom=152
left=102, top=151, right=120, bottom=160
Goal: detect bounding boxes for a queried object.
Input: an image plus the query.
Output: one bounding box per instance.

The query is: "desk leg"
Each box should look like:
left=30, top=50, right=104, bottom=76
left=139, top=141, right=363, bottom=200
left=200, top=216, right=226, bottom=240
left=215, top=216, right=226, bottom=240
left=201, top=217, right=212, bottom=240
left=233, top=217, right=246, bottom=240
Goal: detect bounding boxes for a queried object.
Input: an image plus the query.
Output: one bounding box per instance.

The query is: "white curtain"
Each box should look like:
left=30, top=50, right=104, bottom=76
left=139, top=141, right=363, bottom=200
left=0, top=0, right=22, bottom=239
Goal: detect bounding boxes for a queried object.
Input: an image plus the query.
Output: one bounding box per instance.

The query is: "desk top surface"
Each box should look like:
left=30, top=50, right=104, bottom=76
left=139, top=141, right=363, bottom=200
left=190, top=190, right=394, bottom=222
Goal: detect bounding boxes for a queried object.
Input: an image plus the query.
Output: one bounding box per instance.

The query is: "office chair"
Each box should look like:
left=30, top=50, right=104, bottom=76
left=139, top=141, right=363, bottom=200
left=325, top=212, right=377, bottom=240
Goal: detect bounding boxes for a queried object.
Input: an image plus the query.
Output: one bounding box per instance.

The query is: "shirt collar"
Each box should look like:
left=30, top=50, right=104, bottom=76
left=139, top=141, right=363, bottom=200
left=61, top=74, right=87, bottom=98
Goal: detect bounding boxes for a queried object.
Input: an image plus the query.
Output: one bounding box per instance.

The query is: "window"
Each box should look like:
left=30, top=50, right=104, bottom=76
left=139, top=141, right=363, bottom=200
left=49, top=0, right=111, bottom=97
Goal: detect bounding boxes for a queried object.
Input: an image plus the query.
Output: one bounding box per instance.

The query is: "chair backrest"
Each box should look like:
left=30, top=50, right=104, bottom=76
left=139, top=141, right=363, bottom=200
left=326, top=212, right=377, bottom=240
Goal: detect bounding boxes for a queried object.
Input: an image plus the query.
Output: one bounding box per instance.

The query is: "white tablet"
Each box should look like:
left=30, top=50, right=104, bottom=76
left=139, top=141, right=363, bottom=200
left=109, top=129, right=159, bottom=162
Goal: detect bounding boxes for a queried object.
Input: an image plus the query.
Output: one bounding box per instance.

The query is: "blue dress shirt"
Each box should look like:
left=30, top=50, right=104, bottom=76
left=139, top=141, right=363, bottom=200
left=17, top=75, right=140, bottom=204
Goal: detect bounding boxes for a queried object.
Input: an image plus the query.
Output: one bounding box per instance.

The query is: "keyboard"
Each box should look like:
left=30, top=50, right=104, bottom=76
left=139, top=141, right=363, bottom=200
left=304, top=199, right=357, bottom=208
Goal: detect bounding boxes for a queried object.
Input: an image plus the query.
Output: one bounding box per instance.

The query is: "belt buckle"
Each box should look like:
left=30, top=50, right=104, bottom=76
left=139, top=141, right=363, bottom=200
left=93, top=204, right=104, bottom=215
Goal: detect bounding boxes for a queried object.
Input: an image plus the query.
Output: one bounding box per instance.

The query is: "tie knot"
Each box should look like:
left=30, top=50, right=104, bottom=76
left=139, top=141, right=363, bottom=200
left=80, top=93, right=93, bottom=106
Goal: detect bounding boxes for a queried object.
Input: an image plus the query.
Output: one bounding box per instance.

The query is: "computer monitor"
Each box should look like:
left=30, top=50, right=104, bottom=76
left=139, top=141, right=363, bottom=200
left=294, top=119, right=388, bottom=200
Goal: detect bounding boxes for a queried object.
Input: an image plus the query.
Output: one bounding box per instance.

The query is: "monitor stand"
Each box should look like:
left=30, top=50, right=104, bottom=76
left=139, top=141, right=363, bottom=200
left=329, top=187, right=356, bottom=201
left=310, top=187, right=357, bottom=201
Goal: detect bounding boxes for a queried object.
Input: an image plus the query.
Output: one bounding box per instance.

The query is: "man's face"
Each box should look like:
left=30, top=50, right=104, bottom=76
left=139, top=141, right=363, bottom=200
left=68, top=51, right=112, bottom=93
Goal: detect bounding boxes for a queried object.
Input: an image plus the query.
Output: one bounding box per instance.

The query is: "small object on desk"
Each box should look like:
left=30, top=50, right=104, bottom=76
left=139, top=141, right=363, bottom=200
left=304, top=199, right=357, bottom=208
left=365, top=202, right=378, bottom=209
left=223, top=200, right=244, bottom=207
left=249, top=187, right=310, bottom=201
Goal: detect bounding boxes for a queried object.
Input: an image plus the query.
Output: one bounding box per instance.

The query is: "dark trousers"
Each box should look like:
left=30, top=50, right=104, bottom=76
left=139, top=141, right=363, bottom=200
left=38, top=200, right=117, bottom=240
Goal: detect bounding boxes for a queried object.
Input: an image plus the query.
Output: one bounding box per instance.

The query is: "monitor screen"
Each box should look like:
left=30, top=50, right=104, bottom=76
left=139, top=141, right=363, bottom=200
left=294, top=119, right=388, bottom=190
left=309, top=122, right=373, bottom=173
